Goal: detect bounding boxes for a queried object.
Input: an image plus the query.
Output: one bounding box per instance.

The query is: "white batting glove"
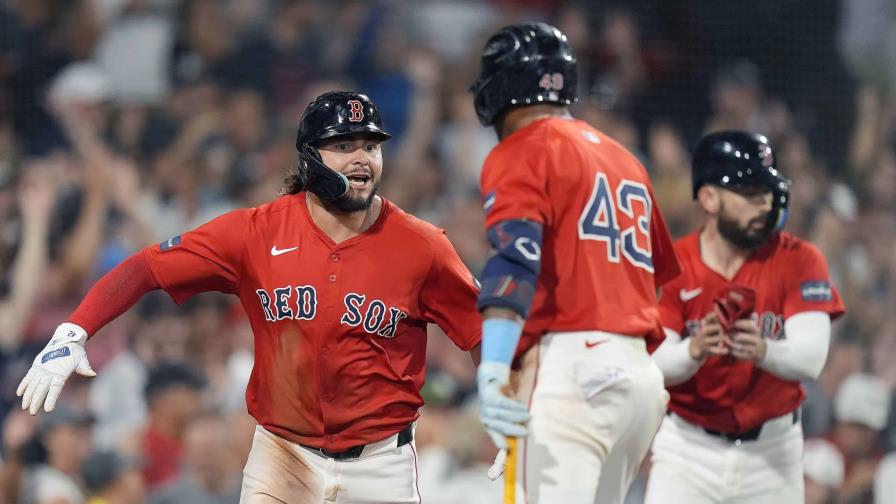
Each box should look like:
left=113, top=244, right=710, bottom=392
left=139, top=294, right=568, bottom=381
left=17, top=323, right=95, bottom=415
left=477, top=361, right=529, bottom=450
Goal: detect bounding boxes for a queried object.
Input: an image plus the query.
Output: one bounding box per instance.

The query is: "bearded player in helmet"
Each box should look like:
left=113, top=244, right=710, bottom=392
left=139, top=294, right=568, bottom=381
left=17, top=91, right=482, bottom=503
left=646, top=131, right=845, bottom=504
left=470, top=22, right=681, bottom=503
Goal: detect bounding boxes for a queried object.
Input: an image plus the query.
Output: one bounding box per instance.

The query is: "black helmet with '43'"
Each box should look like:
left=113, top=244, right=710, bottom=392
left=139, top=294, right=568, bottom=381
left=470, top=22, right=578, bottom=128
left=295, top=91, right=392, bottom=201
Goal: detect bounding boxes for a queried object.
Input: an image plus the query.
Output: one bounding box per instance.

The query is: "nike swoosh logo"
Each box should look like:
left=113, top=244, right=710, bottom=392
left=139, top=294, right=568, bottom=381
left=585, top=339, right=609, bottom=349
left=679, top=287, right=703, bottom=302
left=270, top=246, right=299, bottom=256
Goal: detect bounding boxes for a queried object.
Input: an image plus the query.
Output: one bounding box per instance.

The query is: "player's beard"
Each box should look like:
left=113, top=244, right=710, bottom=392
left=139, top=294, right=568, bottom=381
left=328, top=181, right=379, bottom=214
left=717, top=204, right=772, bottom=250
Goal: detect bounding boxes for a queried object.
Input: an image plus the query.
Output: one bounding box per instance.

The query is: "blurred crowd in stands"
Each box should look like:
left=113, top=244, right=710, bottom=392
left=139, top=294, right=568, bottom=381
left=0, top=0, right=895, bottom=503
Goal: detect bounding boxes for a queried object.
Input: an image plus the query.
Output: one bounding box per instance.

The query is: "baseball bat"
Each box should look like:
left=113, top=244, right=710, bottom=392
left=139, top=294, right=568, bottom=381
left=503, top=437, right=517, bottom=504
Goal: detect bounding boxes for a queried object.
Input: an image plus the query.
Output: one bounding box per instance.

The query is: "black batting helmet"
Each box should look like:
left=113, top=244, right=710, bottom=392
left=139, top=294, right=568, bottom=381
left=295, top=91, right=392, bottom=201
left=470, top=22, right=578, bottom=127
left=692, top=130, right=791, bottom=231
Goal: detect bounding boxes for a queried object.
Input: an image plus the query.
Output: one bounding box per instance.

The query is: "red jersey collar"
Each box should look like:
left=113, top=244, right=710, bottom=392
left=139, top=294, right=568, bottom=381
left=299, top=192, right=391, bottom=249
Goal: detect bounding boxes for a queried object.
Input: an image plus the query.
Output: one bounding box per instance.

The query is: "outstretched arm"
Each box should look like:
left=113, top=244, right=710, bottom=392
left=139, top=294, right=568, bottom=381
left=16, top=252, right=160, bottom=415
left=17, top=205, right=249, bottom=415
left=68, top=251, right=160, bottom=335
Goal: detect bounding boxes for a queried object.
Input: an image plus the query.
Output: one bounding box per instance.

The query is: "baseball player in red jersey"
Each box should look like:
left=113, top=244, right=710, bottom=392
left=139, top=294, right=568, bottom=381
left=645, top=130, right=845, bottom=504
left=470, top=23, right=681, bottom=504
left=16, top=91, right=482, bottom=504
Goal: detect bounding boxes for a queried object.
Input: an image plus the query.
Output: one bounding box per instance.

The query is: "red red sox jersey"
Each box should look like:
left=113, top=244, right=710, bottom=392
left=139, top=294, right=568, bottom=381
left=658, top=231, right=845, bottom=433
left=144, top=193, right=481, bottom=451
left=480, top=117, right=681, bottom=356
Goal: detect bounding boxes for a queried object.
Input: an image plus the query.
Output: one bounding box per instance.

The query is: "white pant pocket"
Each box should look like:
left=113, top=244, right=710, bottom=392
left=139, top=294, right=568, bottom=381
left=573, top=364, right=632, bottom=402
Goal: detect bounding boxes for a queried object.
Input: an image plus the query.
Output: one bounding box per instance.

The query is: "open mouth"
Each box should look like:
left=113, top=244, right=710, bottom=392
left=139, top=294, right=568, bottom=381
left=346, top=173, right=371, bottom=189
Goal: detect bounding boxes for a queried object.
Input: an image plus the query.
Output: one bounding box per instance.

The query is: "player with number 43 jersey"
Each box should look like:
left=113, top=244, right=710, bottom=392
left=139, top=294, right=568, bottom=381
left=470, top=22, right=681, bottom=504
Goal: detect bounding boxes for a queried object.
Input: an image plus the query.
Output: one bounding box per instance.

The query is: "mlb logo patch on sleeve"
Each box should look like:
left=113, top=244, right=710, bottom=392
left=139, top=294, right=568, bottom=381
left=801, top=281, right=832, bottom=301
left=160, top=235, right=182, bottom=251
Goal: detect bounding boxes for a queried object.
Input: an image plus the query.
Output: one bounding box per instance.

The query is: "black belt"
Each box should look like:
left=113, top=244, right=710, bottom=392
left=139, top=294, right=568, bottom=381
left=300, top=424, right=414, bottom=460
left=702, top=409, right=800, bottom=443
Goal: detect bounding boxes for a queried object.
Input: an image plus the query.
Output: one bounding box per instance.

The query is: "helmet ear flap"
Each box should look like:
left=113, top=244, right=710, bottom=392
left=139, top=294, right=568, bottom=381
left=770, top=208, right=788, bottom=232
left=296, top=144, right=317, bottom=186
left=299, top=144, right=321, bottom=172
left=298, top=143, right=349, bottom=201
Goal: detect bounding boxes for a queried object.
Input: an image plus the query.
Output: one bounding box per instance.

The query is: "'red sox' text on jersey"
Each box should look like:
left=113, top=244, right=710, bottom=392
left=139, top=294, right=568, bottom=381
left=480, top=117, right=681, bottom=355
left=657, top=230, right=845, bottom=434
left=143, top=193, right=481, bottom=452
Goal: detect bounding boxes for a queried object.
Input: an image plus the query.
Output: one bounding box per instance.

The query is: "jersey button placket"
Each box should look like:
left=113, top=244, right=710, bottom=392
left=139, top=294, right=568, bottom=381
left=321, top=250, right=340, bottom=418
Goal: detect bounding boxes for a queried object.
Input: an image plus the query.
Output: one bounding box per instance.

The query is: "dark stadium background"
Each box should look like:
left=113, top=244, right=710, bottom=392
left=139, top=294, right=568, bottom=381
left=0, top=1, right=893, bottom=503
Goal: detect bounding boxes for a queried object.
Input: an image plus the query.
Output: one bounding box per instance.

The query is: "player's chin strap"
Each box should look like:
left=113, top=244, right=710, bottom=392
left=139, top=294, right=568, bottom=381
left=298, top=145, right=350, bottom=201
left=771, top=208, right=788, bottom=232
left=769, top=183, right=790, bottom=232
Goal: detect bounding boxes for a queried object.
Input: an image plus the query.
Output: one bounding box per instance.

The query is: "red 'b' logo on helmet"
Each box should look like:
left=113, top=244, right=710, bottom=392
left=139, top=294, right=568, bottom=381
left=347, top=100, right=364, bottom=123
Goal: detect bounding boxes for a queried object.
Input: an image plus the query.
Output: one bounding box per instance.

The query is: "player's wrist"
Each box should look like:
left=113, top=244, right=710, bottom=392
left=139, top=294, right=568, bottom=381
left=477, top=361, right=511, bottom=386
left=48, top=322, right=88, bottom=347
left=480, top=318, right=523, bottom=367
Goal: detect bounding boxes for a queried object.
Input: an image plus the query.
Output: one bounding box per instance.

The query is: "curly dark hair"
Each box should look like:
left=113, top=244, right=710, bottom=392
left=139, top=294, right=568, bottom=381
left=280, top=165, right=306, bottom=195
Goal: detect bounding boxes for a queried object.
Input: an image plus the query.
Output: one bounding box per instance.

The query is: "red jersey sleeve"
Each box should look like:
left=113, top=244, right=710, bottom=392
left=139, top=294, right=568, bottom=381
left=144, top=209, right=251, bottom=304
left=658, top=279, right=687, bottom=334
left=648, top=188, right=681, bottom=287
left=419, top=231, right=482, bottom=351
left=481, top=145, right=551, bottom=228
left=781, top=242, right=845, bottom=320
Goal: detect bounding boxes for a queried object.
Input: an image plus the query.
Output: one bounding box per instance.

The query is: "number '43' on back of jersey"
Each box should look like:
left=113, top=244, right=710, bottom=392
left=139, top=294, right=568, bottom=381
left=480, top=117, right=681, bottom=355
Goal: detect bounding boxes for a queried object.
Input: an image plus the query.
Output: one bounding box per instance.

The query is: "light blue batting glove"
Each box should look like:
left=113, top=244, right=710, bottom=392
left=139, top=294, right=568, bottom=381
left=477, top=317, right=529, bottom=480
left=478, top=361, right=530, bottom=449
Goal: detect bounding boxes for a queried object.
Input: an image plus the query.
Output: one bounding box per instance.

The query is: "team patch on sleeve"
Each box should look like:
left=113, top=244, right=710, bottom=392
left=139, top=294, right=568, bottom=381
left=801, top=280, right=833, bottom=301
left=160, top=235, right=182, bottom=251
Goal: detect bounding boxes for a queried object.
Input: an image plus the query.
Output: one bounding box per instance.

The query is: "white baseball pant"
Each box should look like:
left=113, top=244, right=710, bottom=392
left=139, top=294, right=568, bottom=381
left=643, top=411, right=804, bottom=504
left=507, top=330, right=669, bottom=504
left=240, top=425, right=421, bottom=504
